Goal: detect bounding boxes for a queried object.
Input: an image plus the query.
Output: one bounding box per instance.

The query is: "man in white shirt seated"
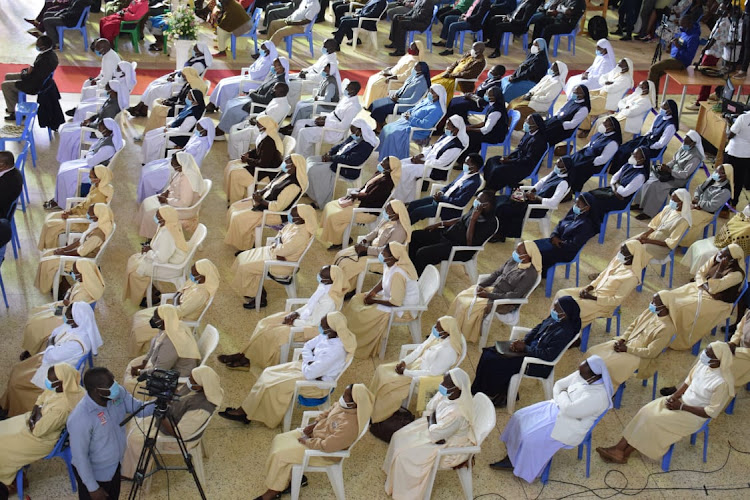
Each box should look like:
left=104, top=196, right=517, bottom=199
left=227, top=83, right=292, bottom=158
left=268, top=0, right=321, bottom=46
left=68, top=38, right=122, bottom=117
left=286, top=38, right=340, bottom=110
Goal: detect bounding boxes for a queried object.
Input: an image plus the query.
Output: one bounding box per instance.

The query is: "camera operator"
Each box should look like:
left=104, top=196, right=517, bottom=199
left=121, top=366, right=223, bottom=480
left=648, top=14, right=702, bottom=96
left=68, top=367, right=155, bottom=500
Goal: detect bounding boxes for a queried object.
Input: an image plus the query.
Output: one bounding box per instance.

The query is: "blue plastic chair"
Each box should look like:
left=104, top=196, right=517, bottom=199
left=0, top=258, right=8, bottom=308
left=479, top=109, right=520, bottom=159
left=597, top=189, right=640, bottom=244
left=1, top=102, right=38, bottom=168
left=547, top=124, right=580, bottom=168
left=13, top=141, right=32, bottom=213
left=545, top=245, right=584, bottom=297
left=75, top=351, right=95, bottom=383
left=702, top=203, right=726, bottom=239
left=500, top=18, right=531, bottom=56
left=661, top=419, right=710, bottom=471
left=551, top=24, right=580, bottom=57
left=17, top=72, right=56, bottom=140
left=407, top=5, right=439, bottom=52
left=580, top=306, right=620, bottom=353
left=232, top=8, right=262, bottom=59
left=285, top=19, right=315, bottom=58
left=6, top=199, right=21, bottom=260
left=541, top=409, right=609, bottom=484
left=16, top=428, right=77, bottom=499
left=57, top=6, right=90, bottom=52
left=456, top=11, right=490, bottom=53
left=589, top=158, right=613, bottom=190
left=709, top=279, right=749, bottom=341
left=724, top=382, right=750, bottom=415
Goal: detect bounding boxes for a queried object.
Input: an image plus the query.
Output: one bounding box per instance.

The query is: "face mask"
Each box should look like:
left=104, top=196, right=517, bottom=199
left=261, top=49, right=269, bottom=57
left=270, top=68, right=276, bottom=75
left=658, top=109, right=666, bottom=117
left=338, top=395, right=355, bottom=409
left=186, top=379, right=197, bottom=391
left=550, top=309, right=561, bottom=322
left=575, top=97, right=585, bottom=103
left=281, top=164, right=289, bottom=173
left=615, top=252, right=626, bottom=263
left=444, top=129, right=453, bottom=137
left=553, top=166, right=564, bottom=177
left=431, top=326, right=441, bottom=339
left=189, top=273, right=199, bottom=284
left=462, top=163, right=471, bottom=174
left=319, top=325, right=326, bottom=336
left=512, top=250, right=523, bottom=263
left=86, top=213, right=93, bottom=222
left=572, top=204, right=583, bottom=216
left=102, top=382, right=120, bottom=400
left=699, top=350, right=712, bottom=367
left=486, top=73, right=496, bottom=81
left=407, top=47, right=418, bottom=55
left=711, top=171, right=721, bottom=181
left=649, top=302, right=658, bottom=314
left=681, top=144, right=691, bottom=151
left=473, top=199, right=481, bottom=209
left=377, top=164, right=385, bottom=173
left=70, top=272, right=80, bottom=282
left=597, top=124, right=606, bottom=135
left=317, top=273, right=323, bottom=284
left=350, top=133, right=360, bottom=142
left=186, top=97, right=193, bottom=106
left=627, top=155, right=638, bottom=166
left=94, top=49, right=102, bottom=57
left=437, top=384, right=449, bottom=396
left=321, top=71, right=328, bottom=78
left=378, top=253, right=386, bottom=264
left=470, top=49, right=478, bottom=58
left=596, top=49, right=603, bottom=56
left=547, top=68, right=555, bottom=76
left=321, top=47, right=328, bottom=55
left=530, top=45, right=540, bottom=54
left=483, top=94, right=491, bottom=103
left=743, top=205, right=750, bottom=217
left=154, top=215, right=160, bottom=225
left=45, top=378, right=55, bottom=390
left=522, top=122, right=530, bottom=133
left=669, top=200, right=679, bottom=210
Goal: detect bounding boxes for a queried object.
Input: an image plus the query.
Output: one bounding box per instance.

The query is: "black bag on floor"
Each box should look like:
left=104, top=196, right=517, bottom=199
left=588, top=16, right=608, bottom=41
left=369, top=407, right=415, bottom=443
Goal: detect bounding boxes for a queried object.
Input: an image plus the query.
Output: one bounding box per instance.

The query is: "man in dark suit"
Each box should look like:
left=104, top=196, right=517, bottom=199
left=39, top=0, right=94, bottom=48
left=331, top=0, right=388, bottom=44
left=386, top=0, right=435, bottom=56
left=439, top=64, right=505, bottom=130
left=530, top=0, right=585, bottom=45
left=484, top=0, right=543, bottom=58
left=0, top=151, right=23, bottom=260
left=2, top=36, right=58, bottom=121
left=434, top=0, right=492, bottom=56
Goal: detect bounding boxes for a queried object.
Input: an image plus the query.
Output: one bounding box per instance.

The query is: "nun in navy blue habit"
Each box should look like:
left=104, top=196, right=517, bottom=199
left=483, top=113, right=548, bottom=192
left=459, top=86, right=509, bottom=163
left=545, top=85, right=592, bottom=147
left=567, top=116, right=622, bottom=193
left=587, top=146, right=649, bottom=214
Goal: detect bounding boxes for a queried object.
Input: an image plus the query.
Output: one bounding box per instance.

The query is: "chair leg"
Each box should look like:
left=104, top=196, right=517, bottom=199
left=613, top=382, right=625, bottom=409
left=327, top=465, right=347, bottom=500
left=545, top=266, right=555, bottom=297
left=580, top=325, right=590, bottom=352
left=661, top=444, right=674, bottom=471
left=652, top=371, right=658, bottom=400
left=540, top=459, right=552, bottom=484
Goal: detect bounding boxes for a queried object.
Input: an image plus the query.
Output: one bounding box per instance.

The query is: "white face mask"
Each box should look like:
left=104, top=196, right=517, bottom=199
left=628, top=155, right=638, bottom=165
left=743, top=205, right=750, bottom=217
left=615, top=252, right=627, bottom=263
left=597, top=124, right=606, bottom=135
left=470, top=49, right=478, bottom=58
left=530, top=45, right=540, bottom=54
left=339, top=395, right=355, bottom=409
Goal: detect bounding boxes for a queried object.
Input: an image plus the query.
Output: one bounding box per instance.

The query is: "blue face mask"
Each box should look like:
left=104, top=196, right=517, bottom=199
left=669, top=200, right=679, bottom=210
left=377, top=164, right=385, bottom=173
left=511, top=250, right=523, bottom=263
left=522, top=122, right=530, bottom=133
left=462, top=163, right=471, bottom=174
left=699, top=350, right=712, bottom=366
left=186, top=96, right=193, bottom=106
left=483, top=94, right=491, bottom=103
left=321, top=71, right=328, bottom=78
left=431, top=326, right=441, bottom=339
left=437, top=384, right=449, bottom=396
left=649, top=302, right=658, bottom=314
left=189, top=273, right=199, bottom=284
left=553, top=166, right=564, bottom=177
left=444, top=129, right=452, bottom=137
left=473, top=199, right=481, bottom=209
left=86, top=212, right=93, bottom=222
left=317, top=273, right=323, bottom=284
left=321, top=47, right=328, bottom=55
left=103, top=382, right=120, bottom=400
left=270, top=68, right=276, bottom=75
left=281, top=163, right=289, bottom=173
left=261, top=49, right=269, bottom=57
left=680, top=144, right=691, bottom=151
left=547, top=68, right=555, bottom=76
left=319, top=325, right=326, bottom=336
left=572, top=204, right=583, bottom=216
left=350, top=133, right=359, bottom=142
left=45, top=378, right=55, bottom=390
left=192, top=49, right=198, bottom=58
left=711, top=171, right=721, bottom=181
left=550, top=309, right=561, bottom=322
left=658, top=109, right=666, bottom=117
left=286, top=213, right=294, bottom=223
left=486, top=73, right=495, bottom=81
left=94, top=49, right=102, bottom=57
left=596, top=49, right=603, bottom=56
left=154, top=215, right=160, bottom=225
left=378, top=253, right=386, bottom=264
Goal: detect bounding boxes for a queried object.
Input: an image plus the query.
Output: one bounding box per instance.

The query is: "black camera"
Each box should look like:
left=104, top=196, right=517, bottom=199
left=142, top=368, right=180, bottom=402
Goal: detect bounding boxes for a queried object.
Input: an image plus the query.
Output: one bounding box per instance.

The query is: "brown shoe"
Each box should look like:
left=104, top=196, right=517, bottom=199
left=596, top=446, right=628, bottom=464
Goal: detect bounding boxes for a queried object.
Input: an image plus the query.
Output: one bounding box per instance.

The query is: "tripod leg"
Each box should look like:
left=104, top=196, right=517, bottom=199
left=167, top=413, right=208, bottom=500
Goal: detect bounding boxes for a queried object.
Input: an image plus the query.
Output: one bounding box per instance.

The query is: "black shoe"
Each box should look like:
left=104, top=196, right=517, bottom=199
left=489, top=49, right=501, bottom=58
left=65, top=108, right=77, bottom=117
left=439, top=49, right=454, bottom=56
left=384, top=43, right=395, bottom=49
left=4, top=113, right=15, bottom=121
left=243, top=297, right=268, bottom=309
left=635, top=213, right=650, bottom=221
left=610, top=28, right=623, bottom=36
left=489, top=233, right=506, bottom=243
left=620, top=34, right=632, bottom=41
left=344, top=290, right=356, bottom=301
left=280, top=475, right=308, bottom=495
left=489, top=457, right=513, bottom=470
left=389, top=50, right=406, bottom=56
left=660, top=386, right=677, bottom=397
left=433, top=40, right=447, bottom=47
left=218, top=408, right=251, bottom=424
left=722, top=323, right=737, bottom=334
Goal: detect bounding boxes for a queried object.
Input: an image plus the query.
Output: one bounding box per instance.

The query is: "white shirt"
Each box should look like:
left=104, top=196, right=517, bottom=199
left=262, top=97, right=292, bottom=125
left=401, top=337, right=458, bottom=378
left=611, top=165, right=646, bottom=197
left=324, top=95, right=362, bottom=131
left=528, top=75, right=563, bottom=112
left=650, top=123, right=676, bottom=151
left=98, top=50, right=122, bottom=85
left=479, top=110, right=502, bottom=135
left=590, top=138, right=618, bottom=166
left=289, top=0, right=321, bottom=22
left=682, top=363, right=726, bottom=408
left=616, top=92, right=653, bottom=134
left=304, top=52, right=337, bottom=76
left=300, top=334, right=347, bottom=381
left=294, top=284, right=338, bottom=326
left=423, top=135, right=463, bottom=171
left=726, top=111, right=750, bottom=158
left=532, top=172, right=570, bottom=209
left=560, top=107, right=588, bottom=130
left=550, top=372, right=610, bottom=447
left=598, top=69, right=632, bottom=110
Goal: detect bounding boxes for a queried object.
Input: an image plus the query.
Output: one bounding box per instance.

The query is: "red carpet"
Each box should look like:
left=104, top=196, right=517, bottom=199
left=0, top=63, right=707, bottom=96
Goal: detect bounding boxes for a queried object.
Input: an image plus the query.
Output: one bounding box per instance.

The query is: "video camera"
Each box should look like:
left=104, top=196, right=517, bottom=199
left=138, top=368, right=180, bottom=404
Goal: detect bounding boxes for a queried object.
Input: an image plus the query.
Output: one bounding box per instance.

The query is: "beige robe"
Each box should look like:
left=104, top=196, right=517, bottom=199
left=318, top=199, right=379, bottom=247
left=223, top=160, right=259, bottom=205
left=681, top=209, right=718, bottom=247
left=37, top=188, right=109, bottom=251
left=34, top=230, right=105, bottom=294
left=631, top=209, right=690, bottom=260
left=123, top=229, right=187, bottom=304
left=729, top=313, right=750, bottom=387
left=123, top=332, right=199, bottom=396
left=137, top=173, right=198, bottom=239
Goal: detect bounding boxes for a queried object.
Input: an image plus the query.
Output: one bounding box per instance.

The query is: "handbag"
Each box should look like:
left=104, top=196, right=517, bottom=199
left=369, top=407, right=415, bottom=443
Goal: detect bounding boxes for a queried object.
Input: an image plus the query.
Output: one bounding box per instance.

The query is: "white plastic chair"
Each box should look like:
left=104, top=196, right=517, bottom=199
left=416, top=143, right=469, bottom=201
left=175, top=178, right=212, bottom=231
left=332, top=162, right=365, bottom=199
left=426, top=177, right=485, bottom=226
left=351, top=7, right=386, bottom=52
left=438, top=217, right=499, bottom=293
left=516, top=185, right=571, bottom=241
left=340, top=190, right=392, bottom=248
left=400, top=335, right=467, bottom=410
left=279, top=296, right=344, bottom=363
left=251, top=188, right=307, bottom=248
left=253, top=235, right=316, bottom=312
left=158, top=129, right=193, bottom=159
left=477, top=271, right=542, bottom=351
left=289, top=408, right=370, bottom=500
left=422, top=393, right=496, bottom=500
left=177, top=324, right=219, bottom=384
left=160, top=291, right=215, bottom=334
left=51, top=223, right=117, bottom=299
left=147, top=223, right=207, bottom=307
left=506, top=326, right=581, bottom=414
left=453, top=61, right=487, bottom=96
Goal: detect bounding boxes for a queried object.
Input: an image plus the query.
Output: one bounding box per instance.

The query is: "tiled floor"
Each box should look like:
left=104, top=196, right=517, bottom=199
left=3, top=3, right=750, bottom=499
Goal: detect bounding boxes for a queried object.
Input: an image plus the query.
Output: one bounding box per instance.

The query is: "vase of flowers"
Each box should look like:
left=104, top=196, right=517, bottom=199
left=165, top=1, right=200, bottom=69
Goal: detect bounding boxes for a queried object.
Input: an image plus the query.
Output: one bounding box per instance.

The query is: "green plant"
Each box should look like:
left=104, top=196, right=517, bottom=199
left=165, top=4, right=200, bottom=42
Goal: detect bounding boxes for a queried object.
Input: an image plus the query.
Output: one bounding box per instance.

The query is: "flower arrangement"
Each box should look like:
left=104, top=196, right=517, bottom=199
left=165, top=4, right=200, bottom=42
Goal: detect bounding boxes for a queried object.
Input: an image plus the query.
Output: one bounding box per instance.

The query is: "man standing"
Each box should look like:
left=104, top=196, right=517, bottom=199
left=386, top=0, right=435, bottom=56
left=68, top=367, right=154, bottom=500
left=2, top=36, right=58, bottom=122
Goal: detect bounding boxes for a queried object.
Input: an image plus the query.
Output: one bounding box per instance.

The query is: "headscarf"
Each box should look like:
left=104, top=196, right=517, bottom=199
left=662, top=99, right=680, bottom=128
left=182, top=66, right=207, bottom=94
left=529, top=112, right=546, bottom=134
left=617, top=58, right=635, bottom=89
left=429, top=84, right=447, bottom=113
left=638, top=80, right=656, bottom=108
left=414, top=61, right=431, bottom=89
left=524, top=38, right=549, bottom=71
left=586, top=355, right=614, bottom=409
left=71, top=301, right=103, bottom=356
left=278, top=56, right=291, bottom=84
left=157, top=205, right=188, bottom=251
left=448, top=114, right=469, bottom=147
left=194, top=258, right=220, bottom=296
left=707, top=341, right=735, bottom=397
left=92, top=164, right=114, bottom=200
left=576, top=190, right=602, bottom=226
left=447, top=368, right=475, bottom=431
left=175, top=151, right=203, bottom=193
left=351, top=383, right=375, bottom=436
left=574, top=84, right=591, bottom=110
left=719, top=163, right=735, bottom=197
left=156, top=304, right=201, bottom=358
left=53, top=363, right=85, bottom=411
left=102, top=117, right=123, bottom=151
left=328, top=311, right=357, bottom=358
left=590, top=38, right=616, bottom=76
left=557, top=295, right=582, bottom=334
left=195, top=116, right=216, bottom=146
left=191, top=365, right=223, bottom=406
left=412, top=40, right=425, bottom=61
left=326, top=264, right=347, bottom=308
left=108, top=78, right=130, bottom=110
left=389, top=199, right=412, bottom=242
left=600, top=115, right=623, bottom=146
left=351, top=117, right=379, bottom=148
left=258, top=114, right=284, bottom=152
left=290, top=153, right=309, bottom=193
left=671, top=188, right=693, bottom=226
left=685, top=129, right=705, bottom=160
left=249, top=41, right=278, bottom=77
left=552, top=60, right=568, bottom=86
left=92, top=203, right=114, bottom=238
left=623, top=239, right=649, bottom=284
left=194, top=41, right=213, bottom=70
left=116, top=61, right=137, bottom=91
left=388, top=241, right=418, bottom=280
left=296, top=203, right=318, bottom=234
left=171, top=89, right=206, bottom=127
left=387, top=156, right=402, bottom=186
left=437, top=315, right=464, bottom=360
left=518, top=240, right=542, bottom=272
left=76, top=259, right=105, bottom=300
left=728, top=243, right=745, bottom=274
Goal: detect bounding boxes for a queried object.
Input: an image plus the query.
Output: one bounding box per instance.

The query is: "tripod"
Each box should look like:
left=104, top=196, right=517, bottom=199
left=652, top=15, right=672, bottom=65
left=694, top=1, right=743, bottom=77
left=122, top=398, right=207, bottom=500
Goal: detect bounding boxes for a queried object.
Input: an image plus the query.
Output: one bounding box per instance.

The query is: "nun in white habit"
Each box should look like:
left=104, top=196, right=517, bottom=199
left=137, top=42, right=212, bottom=109
left=208, top=41, right=279, bottom=112
left=564, top=39, right=617, bottom=96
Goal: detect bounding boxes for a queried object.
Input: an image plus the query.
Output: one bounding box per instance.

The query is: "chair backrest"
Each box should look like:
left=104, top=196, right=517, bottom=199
left=94, top=222, right=116, bottom=262
left=187, top=223, right=208, bottom=255
left=45, top=428, right=70, bottom=459
left=418, top=265, right=441, bottom=306
left=471, top=393, right=496, bottom=445
left=283, top=135, right=296, bottom=155
left=75, top=6, right=91, bottom=28
left=455, top=335, right=467, bottom=367
left=177, top=179, right=212, bottom=219
left=584, top=409, right=610, bottom=441
left=6, top=198, right=18, bottom=220
left=197, top=325, right=220, bottom=365
left=15, top=140, right=30, bottom=169
left=504, top=110, right=521, bottom=144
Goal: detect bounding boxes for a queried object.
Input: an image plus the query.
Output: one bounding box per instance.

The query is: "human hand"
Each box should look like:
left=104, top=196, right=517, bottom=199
left=61, top=212, right=69, bottom=220
left=613, top=340, right=627, bottom=353
left=314, top=116, right=326, bottom=126
left=476, top=289, right=491, bottom=299
left=89, top=488, right=108, bottom=500
left=283, top=311, right=299, bottom=325
left=396, top=361, right=406, bottom=374
left=665, top=397, right=682, bottom=411
left=509, top=340, right=525, bottom=352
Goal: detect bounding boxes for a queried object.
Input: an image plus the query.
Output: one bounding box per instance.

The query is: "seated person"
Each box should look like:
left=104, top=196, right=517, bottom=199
left=492, top=356, right=612, bottom=482
left=530, top=0, right=585, bottom=45
left=39, top=1, right=99, bottom=51
left=219, top=265, right=346, bottom=369
left=555, top=241, right=648, bottom=328
left=267, top=0, right=321, bottom=47
left=545, top=84, right=590, bottom=153
left=534, top=192, right=601, bottom=275
left=580, top=58, right=634, bottom=135
left=443, top=64, right=505, bottom=124
left=212, top=0, right=251, bottom=57
left=633, top=129, right=702, bottom=219
left=385, top=0, right=434, bottom=56
left=408, top=190, right=498, bottom=275
left=499, top=38, right=549, bottom=102
left=332, top=0, right=388, bottom=45
left=35, top=204, right=114, bottom=296
left=460, top=87, right=509, bottom=162
left=632, top=188, right=692, bottom=261
left=140, top=88, right=207, bottom=165
left=319, top=157, right=399, bottom=249
left=596, top=342, right=732, bottom=464
left=135, top=152, right=203, bottom=239
left=306, top=118, right=379, bottom=208
left=286, top=38, right=339, bottom=109
left=286, top=62, right=341, bottom=127
left=224, top=116, right=285, bottom=205
left=660, top=245, right=745, bottom=350
left=76, top=38, right=121, bottom=104
left=206, top=41, right=277, bottom=114
left=586, top=146, right=648, bottom=216
left=484, top=0, right=543, bottom=58
left=368, top=61, right=431, bottom=133
left=603, top=80, right=655, bottom=142
left=227, top=84, right=290, bottom=160
left=679, top=163, right=733, bottom=247
left=483, top=113, right=547, bottom=193
left=566, top=116, right=622, bottom=194
left=564, top=38, right=616, bottom=94
left=491, top=157, right=570, bottom=242
left=1, top=35, right=57, bottom=122
left=123, top=206, right=187, bottom=305
left=363, top=41, right=423, bottom=107
left=384, top=368, right=476, bottom=499
left=369, top=317, right=464, bottom=422
left=728, top=309, right=750, bottom=387
left=225, top=154, right=308, bottom=251
left=378, top=85, right=446, bottom=161
left=435, top=0, right=492, bottom=56
left=128, top=259, right=219, bottom=357
left=253, top=383, right=372, bottom=500
left=407, top=153, right=483, bottom=223
left=98, top=0, right=148, bottom=44
left=589, top=293, right=675, bottom=387
left=431, top=42, right=487, bottom=103
left=219, top=312, right=355, bottom=426
left=471, top=296, right=581, bottom=407
left=343, top=242, right=420, bottom=358
left=231, top=204, right=317, bottom=309
left=394, top=116, right=468, bottom=203
left=507, top=61, right=567, bottom=126
left=647, top=15, right=701, bottom=91
left=684, top=204, right=750, bottom=275
left=333, top=200, right=411, bottom=295
left=0, top=364, right=80, bottom=499
left=140, top=68, right=207, bottom=137
left=122, top=305, right=200, bottom=395
left=0, top=303, right=101, bottom=417
left=449, top=241, right=541, bottom=343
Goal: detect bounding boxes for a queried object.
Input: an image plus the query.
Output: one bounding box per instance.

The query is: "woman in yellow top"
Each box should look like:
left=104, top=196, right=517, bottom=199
left=430, top=42, right=487, bottom=104
left=35, top=203, right=114, bottom=295
left=369, top=316, right=464, bottom=423
left=661, top=244, right=746, bottom=350
left=127, top=259, right=219, bottom=357
left=334, top=200, right=412, bottom=295
left=22, top=260, right=105, bottom=359
left=123, top=205, right=188, bottom=306
left=37, top=165, right=113, bottom=251
left=630, top=188, right=692, bottom=261
left=225, top=154, right=309, bottom=251
left=219, top=264, right=346, bottom=370
left=555, top=240, right=648, bottom=327
left=231, top=204, right=317, bottom=310
left=363, top=41, right=424, bottom=107
left=0, top=363, right=83, bottom=496
left=344, top=242, right=421, bottom=359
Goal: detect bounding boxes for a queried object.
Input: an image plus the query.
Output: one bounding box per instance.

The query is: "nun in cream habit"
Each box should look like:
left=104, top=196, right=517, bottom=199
left=631, top=188, right=692, bottom=261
